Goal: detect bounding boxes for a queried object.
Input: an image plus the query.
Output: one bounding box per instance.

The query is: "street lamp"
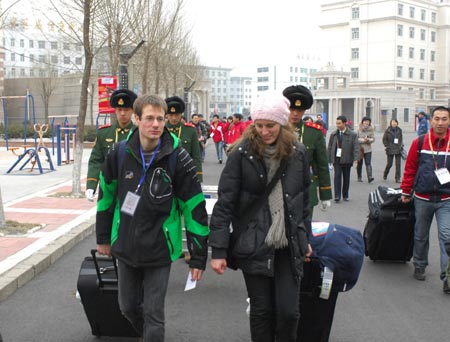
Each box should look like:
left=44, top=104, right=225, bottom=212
left=118, top=40, right=145, bottom=89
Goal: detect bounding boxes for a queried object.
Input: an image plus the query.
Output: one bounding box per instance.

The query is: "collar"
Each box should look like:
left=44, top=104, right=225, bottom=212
left=429, top=128, right=450, bottom=144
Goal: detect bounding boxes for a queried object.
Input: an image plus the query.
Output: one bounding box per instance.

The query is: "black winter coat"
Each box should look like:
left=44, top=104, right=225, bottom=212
left=382, top=126, right=403, bottom=155
left=209, top=139, right=311, bottom=279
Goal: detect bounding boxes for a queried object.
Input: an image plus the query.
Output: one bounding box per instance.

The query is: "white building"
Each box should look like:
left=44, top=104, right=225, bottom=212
left=320, top=0, right=450, bottom=117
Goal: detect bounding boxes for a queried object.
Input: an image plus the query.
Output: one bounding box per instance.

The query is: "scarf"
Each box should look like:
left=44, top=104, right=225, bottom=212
left=263, top=145, right=288, bottom=249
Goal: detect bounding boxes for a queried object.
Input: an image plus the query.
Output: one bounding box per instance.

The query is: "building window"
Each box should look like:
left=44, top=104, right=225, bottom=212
left=257, top=86, right=269, bottom=91
left=75, top=57, right=82, bottom=65
left=38, top=40, right=45, bottom=49
left=11, top=68, right=16, bottom=77
left=397, top=66, right=403, bottom=78
left=351, top=48, right=359, bottom=59
left=421, top=9, right=426, bottom=21
left=409, top=47, right=414, bottom=59
left=431, top=12, right=436, bottom=23
left=63, top=56, right=70, bottom=64
left=301, top=68, right=308, bottom=73
left=20, top=68, right=25, bottom=77
left=39, top=55, right=46, bottom=63
left=51, top=42, right=57, bottom=49
left=63, top=43, right=70, bottom=50
left=295, top=67, right=298, bottom=73
left=51, top=55, right=58, bottom=63
left=352, top=7, right=359, bottom=19
left=51, top=70, right=58, bottom=77
left=290, top=76, right=293, bottom=82
left=421, top=29, right=426, bottom=41
left=430, top=70, right=435, bottom=81
left=29, top=40, right=34, bottom=48
left=39, top=69, right=45, bottom=77
left=257, top=67, right=269, bottom=73
left=351, top=27, right=359, bottom=39
left=419, top=88, right=424, bottom=99
left=10, top=38, right=15, bottom=47
left=430, top=89, right=435, bottom=100
left=30, top=69, right=34, bottom=77
left=397, top=45, right=403, bottom=57
left=20, top=39, right=24, bottom=47
left=420, top=49, right=425, bottom=61
left=75, top=44, right=82, bottom=52
left=420, top=68, right=425, bottom=80
left=398, top=24, right=403, bottom=36
left=431, top=31, right=436, bottom=42
left=398, top=3, right=403, bottom=15
left=290, top=66, right=293, bottom=72
left=431, top=51, right=436, bottom=62
left=409, top=27, right=415, bottom=39
left=404, top=108, right=410, bottom=123
left=408, top=67, right=414, bottom=79
left=29, top=54, right=34, bottom=61
left=10, top=53, right=15, bottom=62
left=257, top=77, right=269, bottom=82
left=20, top=54, right=24, bottom=62
left=351, top=67, right=359, bottom=79
left=409, top=6, right=415, bottom=18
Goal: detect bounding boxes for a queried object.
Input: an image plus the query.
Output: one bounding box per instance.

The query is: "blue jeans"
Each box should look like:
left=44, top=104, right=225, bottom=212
left=117, top=260, right=171, bottom=342
left=413, top=198, right=450, bottom=280
left=214, top=141, right=224, bottom=161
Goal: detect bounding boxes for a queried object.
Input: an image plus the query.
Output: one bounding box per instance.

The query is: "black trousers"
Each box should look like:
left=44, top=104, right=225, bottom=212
left=356, top=152, right=372, bottom=178
left=384, top=154, right=401, bottom=181
left=333, top=163, right=352, bottom=200
left=243, top=249, right=301, bottom=342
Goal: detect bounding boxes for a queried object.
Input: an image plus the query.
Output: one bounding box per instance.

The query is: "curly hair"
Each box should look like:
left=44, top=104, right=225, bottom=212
left=229, top=123, right=296, bottom=160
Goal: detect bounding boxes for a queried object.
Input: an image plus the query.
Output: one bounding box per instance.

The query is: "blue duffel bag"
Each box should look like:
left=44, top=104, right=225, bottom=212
left=309, top=222, right=365, bottom=292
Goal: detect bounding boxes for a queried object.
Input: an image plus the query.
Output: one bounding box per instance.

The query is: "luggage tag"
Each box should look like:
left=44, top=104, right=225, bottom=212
left=435, top=168, right=450, bottom=185
left=394, top=138, right=399, bottom=144
left=320, top=267, right=333, bottom=300
left=121, top=192, right=140, bottom=216
left=311, top=222, right=330, bottom=237
left=336, top=148, right=342, bottom=157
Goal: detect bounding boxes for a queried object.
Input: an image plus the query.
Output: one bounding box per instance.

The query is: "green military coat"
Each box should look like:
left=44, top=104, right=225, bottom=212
left=86, top=121, right=135, bottom=192
left=293, top=121, right=332, bottom=209
left=166, top=122, right=203, bottom=182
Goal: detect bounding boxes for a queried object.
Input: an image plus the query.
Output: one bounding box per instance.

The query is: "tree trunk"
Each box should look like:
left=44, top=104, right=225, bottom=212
left=0, top=185, right=6, bottom=227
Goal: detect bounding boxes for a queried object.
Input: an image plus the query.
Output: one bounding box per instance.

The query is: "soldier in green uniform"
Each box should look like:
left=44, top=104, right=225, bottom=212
left=283, top=85, right=332, bottom=218
left=85, top=89, right=137, bottom=201
left=165, top=96, right=203, bottom=182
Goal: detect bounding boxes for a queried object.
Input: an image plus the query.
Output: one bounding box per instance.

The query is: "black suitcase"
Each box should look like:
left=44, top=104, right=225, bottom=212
left=298, top=259, right=339, bottom=342
left=364, top=186, right=415, bottom=262
left=76, top=249, right=139, bottom=338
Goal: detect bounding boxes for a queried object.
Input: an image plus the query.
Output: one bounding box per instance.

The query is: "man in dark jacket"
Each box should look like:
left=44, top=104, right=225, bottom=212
left=96, top=94, right=209, bottom=340
left=328, top=115, right=359, bottom=202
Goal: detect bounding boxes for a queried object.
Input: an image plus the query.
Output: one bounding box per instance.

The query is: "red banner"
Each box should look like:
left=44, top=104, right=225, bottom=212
left=98, top=76, right=117, bottom=114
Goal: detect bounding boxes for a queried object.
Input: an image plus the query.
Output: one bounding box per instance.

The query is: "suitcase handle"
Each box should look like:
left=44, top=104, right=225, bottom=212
left=90, top=249, right=118, bottom=288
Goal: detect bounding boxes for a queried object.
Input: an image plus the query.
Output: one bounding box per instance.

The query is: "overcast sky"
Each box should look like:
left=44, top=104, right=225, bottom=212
left=183, top=0, right=323, bottom=74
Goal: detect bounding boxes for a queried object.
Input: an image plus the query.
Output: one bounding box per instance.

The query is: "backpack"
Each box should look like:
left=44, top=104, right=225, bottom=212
left=309, top=222, right=365, bottom=292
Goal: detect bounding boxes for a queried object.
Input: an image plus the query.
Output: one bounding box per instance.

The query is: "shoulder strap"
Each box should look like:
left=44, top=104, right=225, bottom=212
left=117, top=139, right=127, bottom=172
left=417, top=134, right=425, bottom=159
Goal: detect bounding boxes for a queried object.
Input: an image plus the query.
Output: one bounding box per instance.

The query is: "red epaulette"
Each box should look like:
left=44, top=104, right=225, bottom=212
left=184, top=122, right=195, bottom=128
left=305, top=121, right=322, bottom=131
left=99, top=123, right=112, bottom=129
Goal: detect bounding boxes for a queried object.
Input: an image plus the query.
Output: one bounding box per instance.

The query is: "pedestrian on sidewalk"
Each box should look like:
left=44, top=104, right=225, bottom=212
left=356, top=116, right=375, bottom=183
left=209, top=92, right=312, bottom=342
left=85, top=89, right=137, bottom=201
left=401, top=106, right=450, bottom=294
left=96, top=94, right=209, bottom=341
left=382, top=119, right=403, bottom=183
left=209, top=114, right=225, bottom=164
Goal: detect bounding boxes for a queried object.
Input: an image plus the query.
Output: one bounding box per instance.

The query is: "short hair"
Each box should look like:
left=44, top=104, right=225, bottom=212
left=133, top=94, right=167, bottom=119
left=212, top=114, right=220, bottom=119
left=336, top=115, right=347, bottom=123
left=431, top=106, right=450, bottom=117
left=390, top=119, right=399, bottom=125
left=191, top=114, right=200, bottom=119
left=317, top=114, right=322, bottom=118
left=233, top=113, right=243, bottom=120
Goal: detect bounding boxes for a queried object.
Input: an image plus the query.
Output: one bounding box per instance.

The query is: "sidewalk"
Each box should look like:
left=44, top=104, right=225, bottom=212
left=0, top=148, right=96, bottom=302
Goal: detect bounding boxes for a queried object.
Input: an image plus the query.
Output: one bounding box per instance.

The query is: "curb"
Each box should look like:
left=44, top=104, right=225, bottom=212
left=0, top=216, right=95, bottom=302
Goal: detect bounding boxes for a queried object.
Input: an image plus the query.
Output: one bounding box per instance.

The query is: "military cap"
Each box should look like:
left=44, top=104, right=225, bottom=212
left=165, top=96, right=185, bottom=114
left=110, top=89, right=137, bottom=108
left=282, top=85, right=313, bottom=110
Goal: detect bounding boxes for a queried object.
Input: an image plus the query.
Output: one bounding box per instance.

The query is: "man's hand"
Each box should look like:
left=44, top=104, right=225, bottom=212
left=190, top=268, right=204, bottom=281
left=305, top=244, right=313, bottom=262
left=85, top=189, right=95, bottom=202
left=401, top=195, right=411, bottom=203
left=97, top=244, right=111, bottom=256
left=320, top=200, right=331, bottom=212
left=210, top=258, right=227, bottom=275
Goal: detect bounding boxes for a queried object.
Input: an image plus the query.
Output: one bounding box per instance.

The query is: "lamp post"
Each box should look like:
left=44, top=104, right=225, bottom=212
left=183, top=73, right=196, bottom=121
left=118, top=40, right=145, bottom=89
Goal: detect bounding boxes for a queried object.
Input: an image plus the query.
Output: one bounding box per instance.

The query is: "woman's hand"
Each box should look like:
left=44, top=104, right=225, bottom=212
left=210, top=258, right=227, bottom=275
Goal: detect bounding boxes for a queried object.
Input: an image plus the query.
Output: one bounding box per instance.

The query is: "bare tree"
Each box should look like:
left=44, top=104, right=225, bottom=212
left=39, top=66, right=59, bottom=123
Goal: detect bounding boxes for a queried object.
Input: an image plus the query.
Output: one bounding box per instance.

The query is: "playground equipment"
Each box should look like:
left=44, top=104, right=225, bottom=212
left=2, top=92, right=55, bottom=174
left=49, top=115, right=78, bottom=166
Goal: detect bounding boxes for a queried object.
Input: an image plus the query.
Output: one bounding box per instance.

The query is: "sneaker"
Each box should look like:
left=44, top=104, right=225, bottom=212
left=343, top=197, right=349, bottom=202
left=357, top=178, right=363, bottom=182
left=368, top=177, right=375, bottom=183
left=413, top=267, right=426, bottom=281
left=219, top=159, right=222, bottom=164
left=443, top=281, right=450, bottom=294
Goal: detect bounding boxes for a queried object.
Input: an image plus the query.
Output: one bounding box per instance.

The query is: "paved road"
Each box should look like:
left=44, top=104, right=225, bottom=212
left=1, top=131, right=449, bottom=341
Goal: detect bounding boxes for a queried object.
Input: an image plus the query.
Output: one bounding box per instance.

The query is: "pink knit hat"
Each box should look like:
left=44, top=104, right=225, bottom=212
left=251, top=93, right=290, bottom=126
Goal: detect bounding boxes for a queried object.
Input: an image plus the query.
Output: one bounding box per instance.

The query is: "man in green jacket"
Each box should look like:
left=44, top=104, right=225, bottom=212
left=165, top=96, right=203, bottom=182
left=283, top=85, right=332, bottom=218
left=85, top=89, right=137, bottom=201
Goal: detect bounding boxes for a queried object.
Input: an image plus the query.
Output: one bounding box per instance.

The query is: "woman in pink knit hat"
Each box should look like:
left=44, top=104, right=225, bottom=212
left=209, top=93, right=312, bottom=342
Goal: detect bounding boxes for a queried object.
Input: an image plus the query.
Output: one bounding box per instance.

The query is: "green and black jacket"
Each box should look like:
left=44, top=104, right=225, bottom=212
left=95, top=128, right=209, bottom=269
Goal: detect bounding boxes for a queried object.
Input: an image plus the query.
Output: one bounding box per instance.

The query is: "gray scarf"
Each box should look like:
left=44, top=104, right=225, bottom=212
left=263, top=146, right=288, bottom=249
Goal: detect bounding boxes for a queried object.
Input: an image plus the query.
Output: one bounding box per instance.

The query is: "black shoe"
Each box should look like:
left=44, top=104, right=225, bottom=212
left=368, top=177, right=374, bottom=183
left=219, top=159, right=222, bottom=164
left=383, top=176, right=387, bottom=180
left=334, top=198, right=340, bottom=202
left=413, top=267, right=426, bottom=281
left=444, top=281, right=450, bottom=294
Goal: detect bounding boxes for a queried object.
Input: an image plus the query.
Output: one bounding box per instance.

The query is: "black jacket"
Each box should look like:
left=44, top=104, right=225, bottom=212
left=383, top=126, right=403, bottom=155
left=209, top=139, right=311, bottom=279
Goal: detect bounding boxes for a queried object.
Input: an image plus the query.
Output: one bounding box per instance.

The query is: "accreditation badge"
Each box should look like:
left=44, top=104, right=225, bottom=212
left=435, top=168, right=450, bottom=185
left=336, top=148, right=342, bottom=157
left=121, top=191, right=140, bottom=216
left=394, top=138, right=399, bottom=144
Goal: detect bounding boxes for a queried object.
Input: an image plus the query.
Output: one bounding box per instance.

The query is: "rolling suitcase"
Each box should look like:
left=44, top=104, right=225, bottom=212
left=298, top=258, right=338, bottom=342
left=364, top=186, right=415, bottom=262
left=76, top=249, right=139, bottom=338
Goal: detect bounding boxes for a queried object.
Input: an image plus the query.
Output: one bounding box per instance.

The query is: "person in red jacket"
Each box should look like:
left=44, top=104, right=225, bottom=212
left=227, top=113, right=246, bottom=145
left=210, top=114, right=226, bottom=164
left=401, top=106, right=450, bottom=294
